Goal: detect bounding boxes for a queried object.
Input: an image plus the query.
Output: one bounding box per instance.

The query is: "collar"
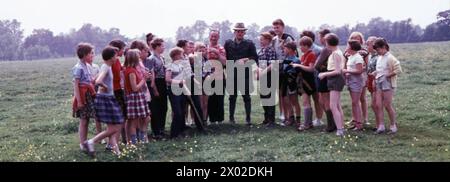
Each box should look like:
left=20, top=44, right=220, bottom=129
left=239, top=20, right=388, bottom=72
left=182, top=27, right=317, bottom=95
left=234, top=38, right=244, bottom=44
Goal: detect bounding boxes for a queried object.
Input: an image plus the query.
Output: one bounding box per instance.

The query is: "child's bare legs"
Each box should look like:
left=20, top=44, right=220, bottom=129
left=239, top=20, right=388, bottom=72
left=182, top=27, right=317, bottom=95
left=200, top=95, right=208, bottom=122
left=360, top=87, right=368, bottom=123
left=114, top=124, right=123, bottom=146
left=320, top=92, right=330, bottom=111
left=370, top=92, right=381, bottom=129
left=350, top=91, right=362, bottom=129
left=289, top=94, right=301, bottom=119
left=282, top=96, right=291, bottom=123
left=108, top=131, right=120, bottom=154
left=79, top=118, right=89, bottom=147
left=312, top=93, right=323, bottom=120
left=375, top=90, right=385, bottom=131
left=330, top=91, right=343, bottom=130
left=124, top=121, right=130, bottom=143
left=89, top=124, right=121, bottom=144
left=139, top=116, right=150, bottom=142
left=114, top=124, right=123, bottom=145
left=382, top=90, right=397, bottom=131
left=95, top=120, right=107, bottom=144
left=88, top=124, right=122, bottom=154
left=127, top=119, right=138, bottom=144
left=337, top=100, right=344, bottom=128
left=279, top=92, right=284, bottom=119
left=95, top=120, right=102, bottom=134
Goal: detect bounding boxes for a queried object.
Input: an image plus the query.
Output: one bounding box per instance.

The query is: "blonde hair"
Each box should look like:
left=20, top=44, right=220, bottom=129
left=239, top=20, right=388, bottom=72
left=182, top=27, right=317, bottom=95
left=366, top=36, right=378, bottom=43
left=349, top=32, right=365, bottom=45
left=124, top=49, right=141, bottom=68
left=194, top=42, right=206, bottom=52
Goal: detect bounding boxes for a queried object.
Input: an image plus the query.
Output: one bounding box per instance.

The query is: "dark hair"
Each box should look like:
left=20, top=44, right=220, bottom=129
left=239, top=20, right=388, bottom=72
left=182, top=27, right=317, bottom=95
left=301, top=30, right=315, bottom=42
left=146, top=33, right=154, bottom=43
left=272, top=19, right=285, bottom=27
left=209, top=29, right=220, bottom=35
left=123, top=47, right=130, bottom=57
left=176, top=39, right=188, bottom=48
left=325, top=33, right=339, bottom=46
left=284, top=41, right=297, bottom=51
left=348, top=40, right=362, bottom=51
left=76, top=42, right=94, bottom=59
left=373, top=38, right=390, bottom=51
left=130, top=40, right=149, bottom=51
left=269, top=30, right=276, bottom=36
left=102, top=46, right=118, bottom=61
left=299, top=36, right=313, bottom=48
left=150, top=38, right=164, bottom=50
left=319, top=29, right=331, bottom=38
left=109, top=39, right=126, bottom=50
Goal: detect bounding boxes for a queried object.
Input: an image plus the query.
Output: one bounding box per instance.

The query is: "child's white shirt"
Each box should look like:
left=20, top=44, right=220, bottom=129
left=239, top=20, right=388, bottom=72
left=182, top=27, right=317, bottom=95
left=375, top=52, right=391, bottom=79
left=347, top=54, right=364, bottom=72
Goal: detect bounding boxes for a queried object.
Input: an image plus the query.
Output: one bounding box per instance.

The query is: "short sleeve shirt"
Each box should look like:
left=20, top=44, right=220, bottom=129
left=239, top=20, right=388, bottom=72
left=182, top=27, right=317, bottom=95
left=72, top=60, right=92, bottom=85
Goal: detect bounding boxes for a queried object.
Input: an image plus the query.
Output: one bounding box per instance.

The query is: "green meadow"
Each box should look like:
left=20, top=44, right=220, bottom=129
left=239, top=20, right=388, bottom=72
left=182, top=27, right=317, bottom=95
left=0, top=41, right=449, bottom=161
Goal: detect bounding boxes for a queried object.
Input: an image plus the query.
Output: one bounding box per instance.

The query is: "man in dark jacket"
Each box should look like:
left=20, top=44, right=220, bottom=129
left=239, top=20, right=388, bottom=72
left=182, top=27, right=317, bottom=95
left=224, top=22, right=258, bottom=125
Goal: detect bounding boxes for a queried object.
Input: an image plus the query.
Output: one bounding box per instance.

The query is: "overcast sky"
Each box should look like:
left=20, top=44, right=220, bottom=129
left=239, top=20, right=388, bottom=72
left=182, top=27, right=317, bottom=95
left=1, top=0, right=449, bottom=38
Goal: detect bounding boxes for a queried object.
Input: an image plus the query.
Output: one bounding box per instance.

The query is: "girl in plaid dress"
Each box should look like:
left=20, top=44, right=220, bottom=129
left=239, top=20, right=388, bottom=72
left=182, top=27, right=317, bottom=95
left=84, top=46, right=125, bottom=156
left=124, top=49, right=151, bottom=144
left=130, top=40, right=152, bottom=143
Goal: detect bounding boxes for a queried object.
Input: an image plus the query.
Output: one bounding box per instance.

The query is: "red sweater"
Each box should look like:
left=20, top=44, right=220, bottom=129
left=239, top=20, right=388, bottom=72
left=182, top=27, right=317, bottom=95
left=111, top=58, right=122, bottom=91
left=301, top=50, right=316, bottom=66
left=124, top=67, right=142, bottom=94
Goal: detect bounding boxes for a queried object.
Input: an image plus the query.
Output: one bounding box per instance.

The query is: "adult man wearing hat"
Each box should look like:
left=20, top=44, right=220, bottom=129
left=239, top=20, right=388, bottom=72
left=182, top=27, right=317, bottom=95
left=224, top=22, right=258, bottom=125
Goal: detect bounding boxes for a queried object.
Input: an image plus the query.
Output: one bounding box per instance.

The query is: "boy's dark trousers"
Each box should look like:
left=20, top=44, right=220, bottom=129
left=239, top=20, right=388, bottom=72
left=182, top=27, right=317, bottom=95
left=207, top=80, right=225, bottom=123
left=169, top=91, right=186, bottom=138
left=149, top=78, right=168, bottom=136
left=260, top=71, right=275, bottom=123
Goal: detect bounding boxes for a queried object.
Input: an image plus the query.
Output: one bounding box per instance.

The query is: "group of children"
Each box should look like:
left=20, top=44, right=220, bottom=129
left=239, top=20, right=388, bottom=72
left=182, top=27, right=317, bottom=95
left=266, top=26, right=402, bottom=137
left=72, top=19, right=402, bottom=157
left=72, top=40, right=153, bottom=156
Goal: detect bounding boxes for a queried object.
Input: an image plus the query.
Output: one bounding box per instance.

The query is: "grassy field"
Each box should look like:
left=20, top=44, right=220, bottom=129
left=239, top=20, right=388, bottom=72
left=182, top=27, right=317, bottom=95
left=0, top=41, right=449, bottom=162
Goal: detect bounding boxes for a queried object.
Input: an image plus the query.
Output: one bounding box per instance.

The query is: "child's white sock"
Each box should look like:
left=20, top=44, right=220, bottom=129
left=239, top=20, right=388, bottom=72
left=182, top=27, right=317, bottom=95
left=336, top=128, right=345, bottom=136
left=86, top=139, right=95, bottom=152
left=87, top=139, right=95, bottom=145
left=390, top=124, right=398, bottom=133
left=377, top=124, right=385, bottom=131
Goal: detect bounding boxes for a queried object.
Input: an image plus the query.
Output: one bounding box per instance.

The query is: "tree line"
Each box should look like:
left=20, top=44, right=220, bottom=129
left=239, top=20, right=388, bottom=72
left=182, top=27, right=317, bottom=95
left=0, top=22, right=128, bottom=60
left=1, top=10, right=449, bottom=61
